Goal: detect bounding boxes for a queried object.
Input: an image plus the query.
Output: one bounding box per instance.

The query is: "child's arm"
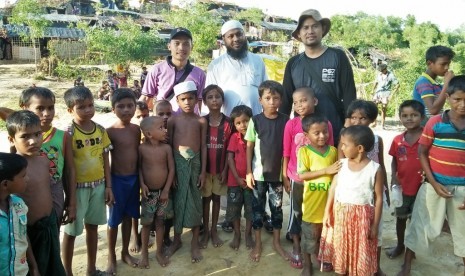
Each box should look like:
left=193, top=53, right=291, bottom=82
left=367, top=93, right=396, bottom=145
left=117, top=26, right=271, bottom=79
left=220, top=151, right=229, bottom=184
left=103, top=151, right=114, bottom=206
left=370, top=167, right=384, bottom=240
left=377, top=137, right=390, bottom=206
left=228, top=151, right=246, bottom=188
left=390, top=158, right=399, bottom=187
left=26, top=236, right=40, bottom=276
left=138, top=146, right=149, bottom=198
left=161, top=146, right=175, bottom=202
left=199, top=117, right=208, bottom=189
left=323, top=174, right=338, bottom=227
left=418, top=144, right=453, bottom=198
left=0, top=107, right=14, bottom=121
left=282, top=157, right=291, bottom=193
left=423, top=70, right=454, bottom=115
left=62, top=132, right=77, bottom=225
left=298, top=160, right=341, bottom=181
left=167, top=117, right=174, bottom=146
left=246, top=141, right=255, bottom=189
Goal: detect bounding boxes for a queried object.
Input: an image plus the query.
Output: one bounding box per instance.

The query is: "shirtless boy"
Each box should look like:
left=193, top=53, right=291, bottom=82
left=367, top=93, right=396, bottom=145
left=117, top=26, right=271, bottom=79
left=166, top=81, right=207, bottom=263
left=7, top=110, right=65, bottom=275
left=106, top=88, right=141, bottom=274
left=138, top=116, right=175, bottom=268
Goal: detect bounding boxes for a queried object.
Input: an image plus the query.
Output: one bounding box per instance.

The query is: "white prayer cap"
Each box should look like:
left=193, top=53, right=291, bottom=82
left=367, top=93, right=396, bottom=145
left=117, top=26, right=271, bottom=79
left=173, top=81, right=197, bottom=97
left=221, top=20, right=244, bottom=36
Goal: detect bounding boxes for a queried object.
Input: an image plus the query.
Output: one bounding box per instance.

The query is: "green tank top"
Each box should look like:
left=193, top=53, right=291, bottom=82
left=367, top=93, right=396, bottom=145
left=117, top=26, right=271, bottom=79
left=41, top=127, right=65, bottom=181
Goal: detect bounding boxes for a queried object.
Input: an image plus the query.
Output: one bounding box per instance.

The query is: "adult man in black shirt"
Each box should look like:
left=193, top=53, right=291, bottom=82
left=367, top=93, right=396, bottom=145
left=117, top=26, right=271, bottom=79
left=281, top=9, right=356, bottom=145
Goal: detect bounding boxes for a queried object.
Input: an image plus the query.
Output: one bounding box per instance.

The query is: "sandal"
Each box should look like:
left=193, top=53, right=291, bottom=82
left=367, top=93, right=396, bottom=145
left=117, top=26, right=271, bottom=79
left=321, top=262, right=334, bottom=272
left=289, top=253, right=303, bottom=269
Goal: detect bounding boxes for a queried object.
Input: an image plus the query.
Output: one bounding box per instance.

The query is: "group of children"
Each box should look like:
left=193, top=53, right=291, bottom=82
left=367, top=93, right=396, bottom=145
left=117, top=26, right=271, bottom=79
left=1, top=69, right=465, bottom=276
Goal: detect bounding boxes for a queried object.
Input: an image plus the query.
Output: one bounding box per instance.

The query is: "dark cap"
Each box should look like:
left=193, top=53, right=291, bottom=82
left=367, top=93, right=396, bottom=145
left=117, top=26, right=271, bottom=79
left=292, top=9, right=331, bottom=41
left=169, top=27, right=192, bottom=41
left=377, top=63, right=388, bottom=71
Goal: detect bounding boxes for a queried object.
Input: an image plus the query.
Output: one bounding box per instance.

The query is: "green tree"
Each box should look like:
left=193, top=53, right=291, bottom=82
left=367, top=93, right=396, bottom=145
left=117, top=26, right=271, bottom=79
left=10, top=0, right=50, bottom=70
left=161, top=1, right=221, bottom=65
left=233, top=8, right=264, bottom=26
left=77, top=18, right=164, bottom=66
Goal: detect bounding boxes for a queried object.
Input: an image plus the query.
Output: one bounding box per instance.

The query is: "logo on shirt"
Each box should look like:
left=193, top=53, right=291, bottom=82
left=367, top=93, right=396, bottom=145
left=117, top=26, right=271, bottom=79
left=76, top=137, right=103, bottom=149
left=307, top=182, right=331, bottom=191
left=322, top=68, right=336, bottom=83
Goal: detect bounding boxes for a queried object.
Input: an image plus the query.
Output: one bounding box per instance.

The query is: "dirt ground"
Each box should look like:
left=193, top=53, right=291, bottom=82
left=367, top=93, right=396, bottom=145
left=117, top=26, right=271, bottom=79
left=0, top=63, right=463, bottom=276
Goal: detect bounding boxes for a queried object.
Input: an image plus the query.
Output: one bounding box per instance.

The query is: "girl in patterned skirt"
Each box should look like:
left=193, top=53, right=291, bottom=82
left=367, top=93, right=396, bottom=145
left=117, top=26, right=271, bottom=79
left=319, top=125, right=384, bottom=276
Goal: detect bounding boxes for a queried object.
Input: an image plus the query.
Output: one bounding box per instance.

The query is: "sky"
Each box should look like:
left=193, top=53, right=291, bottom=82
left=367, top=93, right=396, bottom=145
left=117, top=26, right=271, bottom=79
left=227, top=0, right=465, bottom=31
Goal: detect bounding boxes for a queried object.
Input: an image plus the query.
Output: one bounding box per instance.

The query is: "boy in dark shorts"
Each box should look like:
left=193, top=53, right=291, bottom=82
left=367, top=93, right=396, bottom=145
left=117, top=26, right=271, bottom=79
left=245, top=80, right=289, bottom=262
left=138, top=116, right=175, bottom=268
left=226, top=105, right=254, bottom=250
left=386, top=100, right=425, bottom=259
left=106, top=88, right=141, bottom=274
left=7, top=110, right=65, bottom=275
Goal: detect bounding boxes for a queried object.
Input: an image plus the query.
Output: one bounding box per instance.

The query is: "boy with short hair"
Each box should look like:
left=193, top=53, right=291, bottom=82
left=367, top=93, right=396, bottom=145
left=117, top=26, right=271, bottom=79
left=412, top=45, right=455, bottom=122
left=166, top=80, right=207, bottom=263
left=1, top=86, right=77, bottom=227
left=62, top=86, right=114, bottom=276
left=399, top=75, right=465, bottom=276
left=297, top=114, right=340, bottom=274
left=106, top=88, right=141, bottom=274
left=245, top=80, right=289, bottom=262
left=7, top=110, right=66, bottom=276
left=385, top=100, right=425, bottom=259
left=138, top=116, right=175, bottom=268
left=200, top=84, right=232, bottom=249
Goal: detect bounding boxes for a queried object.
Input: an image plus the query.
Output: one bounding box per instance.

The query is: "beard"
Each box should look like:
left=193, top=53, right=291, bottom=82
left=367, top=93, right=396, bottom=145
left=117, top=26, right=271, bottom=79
left=226, top=41, right=248, bottom=60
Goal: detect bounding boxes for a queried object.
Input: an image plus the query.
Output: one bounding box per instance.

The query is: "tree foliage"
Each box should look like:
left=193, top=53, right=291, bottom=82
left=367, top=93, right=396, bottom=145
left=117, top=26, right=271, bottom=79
left=233, top=8, right=265, bottom=26
left=77, top=18, right=164, bottom=66
left=161, top=1, right=221, bottom=65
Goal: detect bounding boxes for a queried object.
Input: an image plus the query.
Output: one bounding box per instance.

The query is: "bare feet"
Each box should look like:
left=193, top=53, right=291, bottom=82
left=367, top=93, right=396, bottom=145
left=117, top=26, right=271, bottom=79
left=165, top=239, right=182, bottom=258
left=156, top=252, right=170, bottom=267
left=122, top=252, right=139, bottom=268
left=211, top=230, right=224, bottom=248
left=272, top=239, right=290, bottom=261
left=397, top=264, right=411, bottom=276
left=199, top=231, right=209, bottom=249
left=249, top=244, right=262, bottom=262
left=191, top=246, right=203, bottom=263
left=386, top=245, right=405, bottom=259
left=129, top=232, right=141, bottom=253
left=106, top=255, right=117, bottom=275
left=137, top=256, right=150, bottom=269
left=245, top=233, right=255, bottom=249
left=229, top=233, right=241, bottom=250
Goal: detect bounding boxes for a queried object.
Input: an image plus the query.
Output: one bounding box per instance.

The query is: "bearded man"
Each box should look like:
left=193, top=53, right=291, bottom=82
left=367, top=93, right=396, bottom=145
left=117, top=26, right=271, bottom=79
left=204, top=20, right=268, bottom=116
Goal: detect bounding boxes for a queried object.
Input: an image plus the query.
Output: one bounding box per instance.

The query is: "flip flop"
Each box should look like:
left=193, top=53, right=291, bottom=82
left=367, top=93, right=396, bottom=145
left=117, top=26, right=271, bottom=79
left=289, top=253, right=303, bottom=269
left=221, top=221, right=233, bottom=233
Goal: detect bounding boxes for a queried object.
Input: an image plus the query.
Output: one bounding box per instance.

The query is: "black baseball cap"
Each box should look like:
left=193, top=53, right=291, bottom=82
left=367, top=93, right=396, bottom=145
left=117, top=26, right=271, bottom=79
left=169, top=27, right=192, bottom=41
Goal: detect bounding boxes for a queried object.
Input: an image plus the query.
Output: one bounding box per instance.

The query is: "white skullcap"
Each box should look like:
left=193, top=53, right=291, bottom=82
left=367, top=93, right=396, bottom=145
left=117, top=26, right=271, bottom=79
left=173, top=81, right=197, bottom=97
left=221, top=20, right=244, bottom=36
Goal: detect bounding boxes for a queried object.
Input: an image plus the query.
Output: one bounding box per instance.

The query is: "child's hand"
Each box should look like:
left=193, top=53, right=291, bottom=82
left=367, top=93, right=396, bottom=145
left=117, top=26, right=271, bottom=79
left=236, top=177, right=246, bottom=188
left=219, top=169, right=228, bottom=184
left=141, top=184, right=150, bottom=199
left=246, top=172, right=255, bottom=189
left=444, top=70, right=455, bottom=85
left=326, top=160, right=342, bottom=175
left=197, top=172, right=206, bottom=189
left=323, top=212, right=333, bottom=228
left=431, top=182, right=454, bottom=198
left=369, top=224, right=378, bottom=240
left=160, top=189, right=169, bottom=203
left=105, top=187, right=115, bottom=207
left=62, top=204, right=76, bottom=225
left=283, top=177, right=291, bottom=194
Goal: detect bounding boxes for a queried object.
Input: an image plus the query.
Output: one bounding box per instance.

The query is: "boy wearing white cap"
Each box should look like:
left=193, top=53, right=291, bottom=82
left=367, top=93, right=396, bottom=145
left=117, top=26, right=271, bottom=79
left=166, top=81, right=208, bottom=263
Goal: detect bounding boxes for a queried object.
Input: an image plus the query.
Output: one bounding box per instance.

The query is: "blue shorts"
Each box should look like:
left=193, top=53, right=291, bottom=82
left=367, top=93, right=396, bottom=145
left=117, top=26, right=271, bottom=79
left=108, top=174, right=140, bottom=228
